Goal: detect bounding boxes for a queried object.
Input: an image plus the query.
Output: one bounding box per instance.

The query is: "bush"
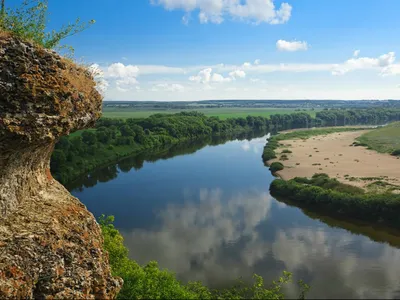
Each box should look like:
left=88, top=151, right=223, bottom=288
left=279, top=154, right=289, bottom=161
left=391, top=149, right=400, bottom=156
left=281, top=149, right=292, bottom=154
left=270, top=162, right=284, bottom=173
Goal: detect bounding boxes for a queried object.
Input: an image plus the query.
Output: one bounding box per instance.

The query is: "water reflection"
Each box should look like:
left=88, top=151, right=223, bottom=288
left=120, top=188, right=273, bottom=286
left=120, top=188, right=400, bottom=299
left=67, top=131, right=267, bottom=191
left=70, top=131, right=400, bottom=299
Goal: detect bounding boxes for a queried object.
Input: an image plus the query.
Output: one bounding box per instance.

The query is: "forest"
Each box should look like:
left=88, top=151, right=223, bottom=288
left=52, top=108, right=400, bottom=184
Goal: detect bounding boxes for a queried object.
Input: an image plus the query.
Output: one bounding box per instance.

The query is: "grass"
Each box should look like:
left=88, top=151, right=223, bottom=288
left=357, top=122, right=400, bottom=154
left=102, top=108, right=320, bottom=120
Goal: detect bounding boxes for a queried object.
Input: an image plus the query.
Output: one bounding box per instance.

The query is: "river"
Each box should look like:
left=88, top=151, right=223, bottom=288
left=68, top=134, right=400, bottom=299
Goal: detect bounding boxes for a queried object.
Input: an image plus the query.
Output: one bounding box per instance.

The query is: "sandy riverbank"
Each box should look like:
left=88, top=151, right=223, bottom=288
left=269, top=130, right=400, bottom=189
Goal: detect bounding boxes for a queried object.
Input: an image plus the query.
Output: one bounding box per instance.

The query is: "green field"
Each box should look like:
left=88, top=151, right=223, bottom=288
left=357, top=122, right=400, bottom=154
left=102, top=108, right=319, bottom=120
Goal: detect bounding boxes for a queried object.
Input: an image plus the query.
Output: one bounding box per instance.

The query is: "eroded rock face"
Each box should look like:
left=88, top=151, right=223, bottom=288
left=0, top=34, right=122, bottom=298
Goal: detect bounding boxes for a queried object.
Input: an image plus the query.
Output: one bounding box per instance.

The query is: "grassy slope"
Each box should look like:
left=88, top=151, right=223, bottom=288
left=102, top=108, right=319, bottom=120
left=357, top=122, right=400, bottom=153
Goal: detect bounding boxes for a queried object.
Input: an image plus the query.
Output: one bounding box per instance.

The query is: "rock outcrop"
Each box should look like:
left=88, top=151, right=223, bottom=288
left=0, top=33, right=122, bottom=298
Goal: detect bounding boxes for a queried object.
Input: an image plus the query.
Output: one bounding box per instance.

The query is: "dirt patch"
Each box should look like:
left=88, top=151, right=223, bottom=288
left=269, top=131, right=400, bottom=189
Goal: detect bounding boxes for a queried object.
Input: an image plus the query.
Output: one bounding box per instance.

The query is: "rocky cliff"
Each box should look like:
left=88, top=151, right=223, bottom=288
left=0, top=33, right=122, bottom=298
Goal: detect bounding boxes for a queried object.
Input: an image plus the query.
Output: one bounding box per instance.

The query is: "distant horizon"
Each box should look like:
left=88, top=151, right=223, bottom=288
left=103, top=99, right=400, bottom=102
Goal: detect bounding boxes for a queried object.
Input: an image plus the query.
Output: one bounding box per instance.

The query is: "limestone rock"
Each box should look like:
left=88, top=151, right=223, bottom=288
left=0, top=33, right=122, bottom=298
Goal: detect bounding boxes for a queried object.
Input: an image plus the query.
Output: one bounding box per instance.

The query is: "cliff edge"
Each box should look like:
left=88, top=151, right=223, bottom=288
left=0, top=33, right=122, bottom=298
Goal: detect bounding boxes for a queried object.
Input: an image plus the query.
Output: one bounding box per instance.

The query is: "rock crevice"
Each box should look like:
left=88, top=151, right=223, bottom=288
left=0, top=34, right=122, bottom=298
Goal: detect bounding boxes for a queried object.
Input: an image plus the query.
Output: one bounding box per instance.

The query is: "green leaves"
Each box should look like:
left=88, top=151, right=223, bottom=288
left=0, top=0, right=94, bottom=52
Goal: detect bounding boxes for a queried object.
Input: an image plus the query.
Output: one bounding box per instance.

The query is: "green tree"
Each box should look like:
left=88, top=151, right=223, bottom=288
left=82, top=131, right=97, bottom=145
left=120, top=125, right=135, bottom=137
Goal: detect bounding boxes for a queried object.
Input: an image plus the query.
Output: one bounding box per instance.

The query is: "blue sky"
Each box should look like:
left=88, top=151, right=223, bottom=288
left=27, top=0, right=400, bottom=100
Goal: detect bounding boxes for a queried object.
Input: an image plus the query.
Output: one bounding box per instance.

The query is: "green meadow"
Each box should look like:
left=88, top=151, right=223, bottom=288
left=357, top=122, right=400, bottom=154
left=102, top=107, right=319, bottom=120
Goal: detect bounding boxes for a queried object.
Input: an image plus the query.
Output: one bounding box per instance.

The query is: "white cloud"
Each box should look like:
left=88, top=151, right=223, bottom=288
left=276, top=39, right=308, bottom=52
left=152, top=0, right=292, bottom=25
left=212, top=73, right=232, bottom=82
left=189, top=68, right=213, bottom=83
left=353, top=50, right=360, bottom=57
left=190, top=68, right=244, bottom=83
left=382, top=64, right=400, bottom=76
left=151, top=83, right=185, bottom=92
left=107, top=63, right=139, bottom=78
left=101, top=49, right=400, bottom=100
left=332, top=52, right=396, bottom=76
left=229, top=69, right=246, bottom=79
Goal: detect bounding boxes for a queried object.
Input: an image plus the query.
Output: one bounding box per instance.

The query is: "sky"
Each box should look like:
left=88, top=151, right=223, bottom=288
left=31, top=0, right=400, bottom=100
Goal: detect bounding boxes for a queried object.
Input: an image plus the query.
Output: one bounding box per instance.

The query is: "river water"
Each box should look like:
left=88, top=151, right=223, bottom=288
left=68, top=134, right=400, bottom=299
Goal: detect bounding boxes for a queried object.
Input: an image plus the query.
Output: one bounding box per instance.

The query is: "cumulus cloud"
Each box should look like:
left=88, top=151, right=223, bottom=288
left=190, top=68, right=244, bottom=83
left=212, top=73, right=232, bottom=83
left=242, top=62, right=252, bottom=68
left=107, top=63, right=139, bottom=78
left=104, top=63, right=140, bottom=91
left=151, top=0, right=292, bottom=25
left=332, top=52, right=396, bottom=76
left=189, top=68, right=213, bottom=83
left=276, top=39, right=308, bottom=52
left=229, top=69, right=246, bottom=79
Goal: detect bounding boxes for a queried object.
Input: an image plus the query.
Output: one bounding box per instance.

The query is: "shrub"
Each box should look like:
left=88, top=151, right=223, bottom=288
left=281, top=149, right=292, bottom=154
left=280, top=154, right=289, bottom=161
left=270, top=162, right=284, bottom=173
left=391, top=149, right=400, bottom=156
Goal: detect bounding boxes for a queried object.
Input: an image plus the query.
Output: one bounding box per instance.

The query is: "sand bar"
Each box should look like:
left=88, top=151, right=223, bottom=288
left=269, top=131, right=400, bottom=188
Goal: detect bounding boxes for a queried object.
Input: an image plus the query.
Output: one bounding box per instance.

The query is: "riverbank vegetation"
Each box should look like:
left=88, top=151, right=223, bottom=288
left=52, top=108, right=400, bottom=184
left=356, top=122, right=400, bottom=156
left=270, top=174, right=400, bottom=227
left=51, top=112, right=272, bottom=183
left=99, top=215, right=309, bottom=299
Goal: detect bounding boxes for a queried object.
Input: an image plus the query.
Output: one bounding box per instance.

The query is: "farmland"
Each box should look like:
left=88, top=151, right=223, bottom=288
left=102, top=107, right=319, bottom=119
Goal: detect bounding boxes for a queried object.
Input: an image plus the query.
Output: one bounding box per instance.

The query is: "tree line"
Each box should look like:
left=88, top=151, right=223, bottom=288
left=270, top=174, right=400, bottom=228
left=51, top=108, right=400, bottom=184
